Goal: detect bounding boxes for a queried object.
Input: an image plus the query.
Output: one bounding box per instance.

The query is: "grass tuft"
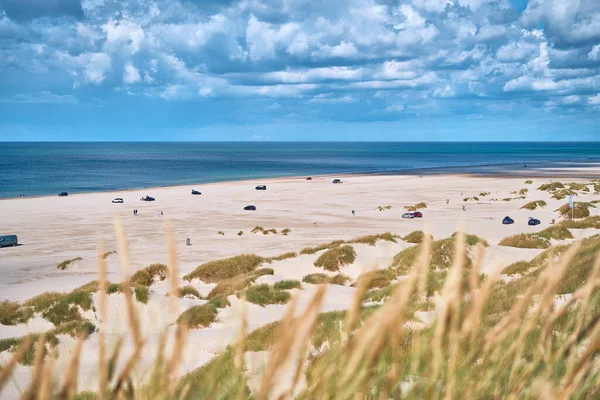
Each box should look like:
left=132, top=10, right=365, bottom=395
left=177, top=285, right=203, bottom=299
left=273, top=280, right=301, bottom=290
left=238, top=284, right=291, bottom=306
left=177, top=304, right=218, bottom=329
left=207, top=268, right=274, bottom=299
left=314, top=245, right=356, bottom=271
left=184, top=255, right=265, bottom=283
left=56, top=257, right=83, bottom=270
left=404, top=202, right=427, bottom=212
left=556, top=202, right=591, bottom=219
left=403, top=230, right=431, bottom=244
left=521, top=200, right=547, bottom=210
left=499, top=234, right=550, bottom=249
left=349, top=232, right=396, bottom=246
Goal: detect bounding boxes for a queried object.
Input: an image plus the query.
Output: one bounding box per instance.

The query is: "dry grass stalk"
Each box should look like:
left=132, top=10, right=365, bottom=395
left=0, top=336, right=33, bottom=392
left=58, top=337, right=84, bottom=399
left=97, top=242, right=108, bottom=400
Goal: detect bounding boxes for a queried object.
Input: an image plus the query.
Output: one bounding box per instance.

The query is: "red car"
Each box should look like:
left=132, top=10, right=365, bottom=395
left=413, top=211, right=423, bottom=218
left=306, top=177, right=312, bottom=180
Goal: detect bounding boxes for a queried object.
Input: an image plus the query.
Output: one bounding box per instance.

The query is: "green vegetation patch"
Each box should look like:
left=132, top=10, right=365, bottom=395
left=377, top=205, right=392, bottom=211
left=273, top=280, right=301, bottom=290
left=463, top=197, right=479, bottom=202
left=561, top=216, right=600, bottom=229
left=177, top=303, right=218, bottom=329
left=314, top=245, right=356, bottom=271
left=525, top=180, right=533, bottom=184
left=207, top=268, right=274, bottom=299
left=479, top=192, right=491, bottom=196
left=537, top=225, right=574, bottom=240
left=521, top=200, right=547, bottom=210
left=251, top=226, right=278, bottom=235
left=567, top=182, right=589, bottom=192
left=208, top=296, right=231, bottom=309
left=42, top=290, right=94, bottom=326
left=281, top=228, right=292, bottom=235
left=302, top=273, right=349, bottom=285
left=519, top=188, right=528, bottom=195
left=56, top=257, right=83, bottom=270
left=183, top=254, right=265, bottom=283
left=552, top=189, right=577, bottom=200
left=134, top=286, right=149, bottom=304
left=503, top=261, right=535, bottom=276
left=0, top=300, right=33, bottom=325
left=451, top=232, right=489, bottom=247
left=239, top=284, right=291, bottom=306
left=300, top=240, right=345, bottom=255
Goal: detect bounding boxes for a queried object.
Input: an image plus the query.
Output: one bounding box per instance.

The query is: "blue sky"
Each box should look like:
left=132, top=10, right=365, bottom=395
left=0, top=0, right=599, bottom=141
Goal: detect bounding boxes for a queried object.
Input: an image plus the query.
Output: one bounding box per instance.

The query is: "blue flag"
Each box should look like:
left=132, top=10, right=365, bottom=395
left=569, top=194, right=574, bottom=209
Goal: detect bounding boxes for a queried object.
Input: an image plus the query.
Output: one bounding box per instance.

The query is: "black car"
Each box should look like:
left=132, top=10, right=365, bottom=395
left=141, top=195, right=155, bottom=202
left=191, top=189, right=201, bottom=195
left=528, top=218, right=541, bottom=226
left=244, top=205, right=256, bottom=211
left=255, top=185, right=267, bottom=190
left=332, top=179, right=342, bottom=184
left=502, top=216, right=514, bottom=225
left=58, top=192, right=68, bottom=197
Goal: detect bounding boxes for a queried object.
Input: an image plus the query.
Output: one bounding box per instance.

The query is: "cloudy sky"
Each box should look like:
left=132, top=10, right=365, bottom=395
left=0, top=0, right=599, bottom=141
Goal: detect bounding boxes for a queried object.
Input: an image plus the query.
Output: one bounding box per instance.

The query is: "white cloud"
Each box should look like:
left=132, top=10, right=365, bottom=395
left=123, top=63, right=141, bottom=84
left=264, top=67, right=364, bottom=83
left=308, top=94, right=357, bottom=103
left=384, top=104, right=405, bottom=112
left=0, top=91, right=78, bottom=104
left=589, top=45, right=600, bottom=60
left=589, top=94, right=600, bottom=105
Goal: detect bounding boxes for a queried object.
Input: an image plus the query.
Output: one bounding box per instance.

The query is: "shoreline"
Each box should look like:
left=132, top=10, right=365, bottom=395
left=3, top=158, right=600, bottom=201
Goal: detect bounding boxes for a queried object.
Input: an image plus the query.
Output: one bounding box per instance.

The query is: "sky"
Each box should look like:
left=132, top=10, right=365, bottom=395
left=0, top=0, right=599, bottom=141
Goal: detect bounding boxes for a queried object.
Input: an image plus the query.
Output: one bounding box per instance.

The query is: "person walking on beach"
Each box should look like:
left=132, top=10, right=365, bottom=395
left=160, top=210, right=163, bottom=217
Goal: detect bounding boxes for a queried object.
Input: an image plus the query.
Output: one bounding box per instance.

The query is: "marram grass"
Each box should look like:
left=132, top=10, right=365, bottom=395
left=3, top=227, right=600, bottom=400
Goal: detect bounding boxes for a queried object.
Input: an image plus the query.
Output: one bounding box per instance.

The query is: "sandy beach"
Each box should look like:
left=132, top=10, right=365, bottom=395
left=2, top=167, right=600, bottom=397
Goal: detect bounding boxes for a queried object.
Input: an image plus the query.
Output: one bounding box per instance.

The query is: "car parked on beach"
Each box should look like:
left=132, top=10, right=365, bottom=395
left=0, top=235, right=18, bottom=248
left=413, top=211, right=423, bottom=218
left=402, top=212, right=415, bottom=219
left=191, top=189, right=201, bottom=195
left=502, top=216, right=514, bottom=225
left=306, top=177, right=312, bottom=180
left=58, top=192, right=68, bottom=197
left=333, top=179, right=342, bottom=184
left=528, top=217, right=541, bottom=226
left=112, top=198, right=124, bottom=203
left=244, top=205, right=256, bottom=211
left=141, top=196, right=155, bottom=202
left=255, top=185, right=267, bottom=190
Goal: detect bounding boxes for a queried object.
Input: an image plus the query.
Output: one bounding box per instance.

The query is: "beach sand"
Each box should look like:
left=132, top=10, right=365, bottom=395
left=1, top=168, right=600, bottom=396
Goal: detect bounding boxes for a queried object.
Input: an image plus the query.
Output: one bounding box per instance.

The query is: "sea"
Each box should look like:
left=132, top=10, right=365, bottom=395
left=1, top=142, right=599, bottom=199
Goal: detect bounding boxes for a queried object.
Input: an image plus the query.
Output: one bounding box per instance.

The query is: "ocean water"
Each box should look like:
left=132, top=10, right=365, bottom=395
left=1, top=142, right=599, bottom=199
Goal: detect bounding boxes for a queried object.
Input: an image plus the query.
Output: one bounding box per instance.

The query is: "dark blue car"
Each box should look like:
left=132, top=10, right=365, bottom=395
left=244, top=205, right=256, bottom=211
left=502, top=216, right=514, bottom=225
left=528, top=218, right=541, bottom=226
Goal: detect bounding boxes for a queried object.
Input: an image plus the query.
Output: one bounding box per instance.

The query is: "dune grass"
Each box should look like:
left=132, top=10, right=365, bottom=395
left=134, top=286, right=150, bottom=304
left=7, top=229, right=600, bottom=399
left=503, top=260, right=535, bottom=275
left=463, top=196, right=479, bottom=202
left=556, top=202, right=592, bottom=219
left=281, top=228, right=292, bottom=235
left=300, top=240, right=345, bottom=255
left=184, top=254, right=265, bottom=283
left=402, top=230, right=431, bottom=244
left=217, top=231, right=225, bottom=236
left=131, top=263, right=168, bottom=286
left=207, top=268, right=274, bottom=299
left=237, top=231, right=244, bottom=236
left=348, top=232, right=396, bottom=246
left=0, top=300, right=33, bottom=325
left=177, top=285, right=203, bottom=299
left=313, top=245, right=356, bottom=271
left=451, top=232, right=489, bottom=247
left=377, top=205, right=392, bottom=211
left=302, top=273, right=350, bottom=285
left=177, top=303, right=218, bottom=329
left=99, top=250, right=116, bottom=259
left=499, top=233, right=551, bottom=249
left=567, top=182, right=589, bottom=191
left=478, top=191, right=490, bottom=196
left=208, top=296, right=231, bottom=309
left=538, top=182, right=565, bottom=191
left=525, top=180, right=533, bottom=184
left=552, top=189, right=577, bottom=200
left=519, top=188, right=528, bottom=195
left=404, top=202, right=427, bottom=212
left=251, top=226, right=278, bottom=235
left=273, top=280, right=301, bottom=290
left=56, top=257, right=83, bottom=270
left=561, top=216, right=600, bottom=229
left=266, top=252, right=297, bottom=262
left=521, top=200, right=547, bottom=210
left=537, top=225, right=574, bottom=240
left=239, top=284, right=291, bottom=306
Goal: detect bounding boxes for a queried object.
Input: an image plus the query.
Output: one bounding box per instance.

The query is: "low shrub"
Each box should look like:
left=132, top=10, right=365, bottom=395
left=403, top=230, right=431, bottom=244
left=538, top=182, right=565, bottom=191
left=131, top=263, right=168, bottom=286
left=134, top=286, right=150, bottom=304
left=314, top=245, right=356, bottom=271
